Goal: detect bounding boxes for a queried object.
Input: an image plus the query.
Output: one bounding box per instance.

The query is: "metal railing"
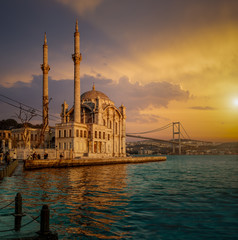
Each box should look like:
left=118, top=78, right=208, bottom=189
left=0, top=193, right=58, bottom=239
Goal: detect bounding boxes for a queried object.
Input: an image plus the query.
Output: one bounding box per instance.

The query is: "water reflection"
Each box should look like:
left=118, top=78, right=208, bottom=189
left=7, top=164, right=130, bottom=239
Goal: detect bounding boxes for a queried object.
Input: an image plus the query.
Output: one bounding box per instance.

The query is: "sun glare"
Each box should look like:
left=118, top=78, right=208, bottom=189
left=233, top=98, right=238, bottom=107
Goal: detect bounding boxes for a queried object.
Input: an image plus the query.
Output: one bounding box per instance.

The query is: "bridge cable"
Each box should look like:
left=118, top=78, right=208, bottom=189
left=181, top=123, right=191, bottom=140
left=127, top=123, right=172, bottom=135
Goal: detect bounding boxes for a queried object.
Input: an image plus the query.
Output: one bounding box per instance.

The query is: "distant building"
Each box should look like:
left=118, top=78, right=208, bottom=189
left=0, top=130, right=11, bottom=151
left=11, top=128, right=40, bottom=149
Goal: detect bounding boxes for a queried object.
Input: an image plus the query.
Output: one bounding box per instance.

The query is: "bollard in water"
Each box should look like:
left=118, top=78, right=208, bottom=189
left=38, top=204, right=58, bottom=239
left=40, top=204, right=50, bottom=235
left=14, top=192, right=23, bottom=231
left=15, top=193, right=22, bottom=215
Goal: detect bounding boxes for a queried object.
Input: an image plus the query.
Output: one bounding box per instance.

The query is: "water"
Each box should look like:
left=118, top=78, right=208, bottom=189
left=0, top=155, right=238, bottom=239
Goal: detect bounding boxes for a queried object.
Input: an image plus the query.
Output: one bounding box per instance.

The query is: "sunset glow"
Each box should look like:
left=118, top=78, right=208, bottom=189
left=0, top=0, right=238, bottom=142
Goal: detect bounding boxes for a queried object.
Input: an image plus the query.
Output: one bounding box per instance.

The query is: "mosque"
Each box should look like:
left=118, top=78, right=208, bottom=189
left=42, top=21, right=126, bottom=158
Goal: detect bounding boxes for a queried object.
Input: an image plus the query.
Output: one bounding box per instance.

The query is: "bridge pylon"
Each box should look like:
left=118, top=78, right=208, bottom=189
left=172, top=122, right=181, bottom=155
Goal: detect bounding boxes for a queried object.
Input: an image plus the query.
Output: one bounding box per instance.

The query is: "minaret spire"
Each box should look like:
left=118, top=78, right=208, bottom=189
left=72, top=19, right=82, bottom=123
left=44, top=32, right=47, bottom=44
left=75, top=19, right=78, bottom=32
left=41, top=32, right=50, bottom=131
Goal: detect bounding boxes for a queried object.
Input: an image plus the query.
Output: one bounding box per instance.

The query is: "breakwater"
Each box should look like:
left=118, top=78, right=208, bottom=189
left=0, top=160, right=18, bottom=179
left=24, top=156, right=166, bottom=170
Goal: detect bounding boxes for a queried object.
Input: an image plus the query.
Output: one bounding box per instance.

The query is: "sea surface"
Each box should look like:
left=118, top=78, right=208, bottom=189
left=0, top=155, right=238, bottom=239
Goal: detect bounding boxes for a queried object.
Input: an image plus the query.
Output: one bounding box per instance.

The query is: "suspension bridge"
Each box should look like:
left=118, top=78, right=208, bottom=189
left=126, top=122, right=191, bottom=155
left=0, top=94, right=192, bottom=155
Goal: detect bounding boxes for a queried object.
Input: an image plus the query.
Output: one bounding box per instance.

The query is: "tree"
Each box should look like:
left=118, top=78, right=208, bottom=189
left=15, top=104, right=37, bottom=148
left=36, top=97, right=52, bottom=148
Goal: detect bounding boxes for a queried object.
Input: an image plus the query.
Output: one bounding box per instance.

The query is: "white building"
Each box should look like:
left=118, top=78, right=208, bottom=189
left=55, top=21, right=126, bottom=158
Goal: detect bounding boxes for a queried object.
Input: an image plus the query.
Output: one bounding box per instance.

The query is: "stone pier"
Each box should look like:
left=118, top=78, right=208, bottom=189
left=24, top=156, right=166, bottom=170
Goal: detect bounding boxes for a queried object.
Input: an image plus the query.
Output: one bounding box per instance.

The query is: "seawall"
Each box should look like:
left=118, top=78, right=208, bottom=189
left=0, top=160, right=18, bottom=179
left=24, top=156, right=166, bottom=170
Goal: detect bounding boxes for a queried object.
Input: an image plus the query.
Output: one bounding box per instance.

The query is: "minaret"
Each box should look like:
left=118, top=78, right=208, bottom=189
left=41, top=33, right=50, bottom=129
left=72, top=20, right=82, bottom=123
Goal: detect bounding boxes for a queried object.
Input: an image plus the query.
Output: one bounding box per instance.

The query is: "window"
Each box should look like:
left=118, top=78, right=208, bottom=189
left=95, top=131, right=97, bottom=138
left=64, top=142, right=67, bottom=150
left=31, top=134, right=33, bottom=141
left=76, top=130, right=79, bottom=137
left=80, top=130, right=83, bottom=137
left=109, top=121, right=112, bottom=129
left=99, top=131, right=101, bottom=139
left=108, top=134, right=110, bottom=140
left=59, top=130, right=61, bottom=138
left=64, top=130, right=67, bottom=138
left=69, top=129, right=72, bottom=137
left=59, top=143, right=61, bottom=149
left=84, top=130, right=86, bottom=138
left=103, top=119, right=106, bottom=126
left=103, top=132, right=105, bottom=139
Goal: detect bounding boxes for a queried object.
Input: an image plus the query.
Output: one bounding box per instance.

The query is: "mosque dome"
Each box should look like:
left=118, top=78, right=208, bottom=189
left=81, top=84, right=110, bottom=101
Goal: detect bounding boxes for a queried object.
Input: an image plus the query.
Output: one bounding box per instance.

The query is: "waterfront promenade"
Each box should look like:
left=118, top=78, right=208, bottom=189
left=0, top=160, right=18, bottom=180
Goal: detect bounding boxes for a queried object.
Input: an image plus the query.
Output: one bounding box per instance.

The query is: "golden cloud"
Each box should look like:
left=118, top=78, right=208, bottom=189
left=54, top=0, right=104, bottom=15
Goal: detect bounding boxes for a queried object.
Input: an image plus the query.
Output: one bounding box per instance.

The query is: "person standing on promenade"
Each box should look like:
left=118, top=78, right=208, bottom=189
left=5, top=151, right=10, bottom=165
left=0, top=152, right=3, bottom=165
left=13, top=152, right=17, bottom=161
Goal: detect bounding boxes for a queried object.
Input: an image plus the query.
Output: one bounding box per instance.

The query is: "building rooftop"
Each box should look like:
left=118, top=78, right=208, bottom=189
left=81, top=84, right=110, bottom=101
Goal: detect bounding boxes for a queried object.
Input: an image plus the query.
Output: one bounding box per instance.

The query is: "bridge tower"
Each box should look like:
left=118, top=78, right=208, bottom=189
left=172, top=122, right=181, bottom=155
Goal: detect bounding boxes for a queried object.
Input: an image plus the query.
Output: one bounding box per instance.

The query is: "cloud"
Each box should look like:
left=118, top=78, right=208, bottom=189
left=0, top=74, right=189, bottom=124
left=54, top=0, right=104, bottom=15
left=81, top=74, right=190, bottom=109
left=190, top=106, right=217, bottom=111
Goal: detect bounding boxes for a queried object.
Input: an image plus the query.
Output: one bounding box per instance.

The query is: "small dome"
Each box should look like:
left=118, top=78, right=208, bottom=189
left=81, top=84, right=110, bottom=101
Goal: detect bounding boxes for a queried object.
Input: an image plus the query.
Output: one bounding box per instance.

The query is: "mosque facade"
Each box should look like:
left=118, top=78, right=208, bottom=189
left=54, top=21, right=126, bottom=158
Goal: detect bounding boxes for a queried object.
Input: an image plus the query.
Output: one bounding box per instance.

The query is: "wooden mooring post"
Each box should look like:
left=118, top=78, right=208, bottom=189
left=14, top=192, right=24, bottom=231
left=40, top=205, right=50, bottom=234
left=38, top=204, right=58, bottom=239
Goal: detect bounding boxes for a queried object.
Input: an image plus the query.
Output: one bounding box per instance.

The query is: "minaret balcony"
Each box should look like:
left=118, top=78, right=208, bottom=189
left=41, top=64, right=50, bottom=72
left=72, top=53, right=82, bottom=63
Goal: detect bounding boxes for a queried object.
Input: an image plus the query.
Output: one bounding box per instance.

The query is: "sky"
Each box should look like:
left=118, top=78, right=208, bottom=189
left=0, top=0, right=238, bottom=142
